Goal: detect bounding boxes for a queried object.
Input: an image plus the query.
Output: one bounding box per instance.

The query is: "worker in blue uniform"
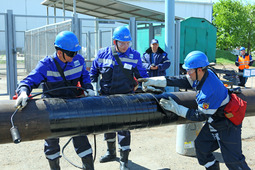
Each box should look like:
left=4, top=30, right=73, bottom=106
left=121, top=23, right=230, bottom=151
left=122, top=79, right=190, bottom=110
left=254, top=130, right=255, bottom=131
left=142, top=39, right=170, bottom=77
left=15, top=31, right=95, bottom=170
left=139, top=51, right=250, bottom=170
left=90, top=26, right=148, bottom=170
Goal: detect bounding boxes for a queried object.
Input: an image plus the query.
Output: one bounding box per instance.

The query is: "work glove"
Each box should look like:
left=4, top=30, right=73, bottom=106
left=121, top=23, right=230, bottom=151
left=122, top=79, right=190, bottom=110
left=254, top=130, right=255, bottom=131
left=159, top=97, right=189, bottom=118
left=138, top=76, right=166, bottom=93
left=91, top=82, right=98, bottom=96
left=84, top=89, right=96, bottom=97
left=142, top=85, right=163, bottom=93
left=235, top=61, right=239, bottom=66
left=15, top=91, right=29, bottom=108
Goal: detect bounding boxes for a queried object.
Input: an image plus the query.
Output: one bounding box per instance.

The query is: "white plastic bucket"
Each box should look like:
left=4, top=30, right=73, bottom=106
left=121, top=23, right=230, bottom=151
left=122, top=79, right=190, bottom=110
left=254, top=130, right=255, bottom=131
left=176, top=122, right=203, bottom=156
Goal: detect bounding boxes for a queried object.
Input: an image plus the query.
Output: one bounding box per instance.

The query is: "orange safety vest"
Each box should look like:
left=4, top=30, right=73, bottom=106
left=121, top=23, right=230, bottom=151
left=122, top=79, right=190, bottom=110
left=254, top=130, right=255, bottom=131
left=238, top=55, right=250, bottom=70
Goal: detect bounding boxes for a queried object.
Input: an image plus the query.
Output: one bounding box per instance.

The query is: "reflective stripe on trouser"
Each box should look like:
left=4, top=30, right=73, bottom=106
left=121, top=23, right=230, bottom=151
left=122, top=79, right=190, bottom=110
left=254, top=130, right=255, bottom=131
left=104, top=130, right=131, bottom=151
left=72, top=135, right=92, bottom=158
left=195, top=122, right=250, bottom=170
left=44, top=138, right=61, bottom=160
left=45, top=136, right=92, bottom=160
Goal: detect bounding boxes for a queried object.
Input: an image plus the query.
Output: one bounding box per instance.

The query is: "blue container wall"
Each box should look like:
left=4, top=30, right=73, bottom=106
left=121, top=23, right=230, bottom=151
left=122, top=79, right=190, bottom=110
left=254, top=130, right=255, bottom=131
left=137, top=17, right=216, bottom=64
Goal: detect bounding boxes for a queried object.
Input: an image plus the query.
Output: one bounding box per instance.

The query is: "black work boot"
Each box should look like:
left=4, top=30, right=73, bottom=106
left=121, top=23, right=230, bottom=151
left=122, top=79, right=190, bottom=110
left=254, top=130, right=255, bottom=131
left=48, top=158, right=60, bottom=170
left=120, top=150, right=130, bottom=170
left=81, top=155, right=94, bottom=170
left=99, top=141, right=116, bottom=163
left=206, top=161, right=220, bottom=170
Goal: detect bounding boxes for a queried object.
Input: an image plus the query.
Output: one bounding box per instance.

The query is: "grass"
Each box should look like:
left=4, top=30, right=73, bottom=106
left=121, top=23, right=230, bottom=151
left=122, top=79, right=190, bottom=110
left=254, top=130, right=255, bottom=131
left=0, top=60, right=24, bottom=64
left=215, top=49, right=237, bottom=65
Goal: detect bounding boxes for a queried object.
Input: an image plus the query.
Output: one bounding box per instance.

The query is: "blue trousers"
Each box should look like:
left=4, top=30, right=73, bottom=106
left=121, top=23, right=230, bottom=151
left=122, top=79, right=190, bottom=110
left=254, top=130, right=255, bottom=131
left=44, top=135, right=92, bottom=160
left=238, top=69, right=248, bottom=86
left=104, top=130, right=131, bottom=151
left=195, top=122, right=250, bottom=170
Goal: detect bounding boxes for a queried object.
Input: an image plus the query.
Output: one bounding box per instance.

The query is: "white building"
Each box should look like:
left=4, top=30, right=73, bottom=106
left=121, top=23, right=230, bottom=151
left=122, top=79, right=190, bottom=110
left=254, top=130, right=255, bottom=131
left=118, top=0, right=213, bottom=22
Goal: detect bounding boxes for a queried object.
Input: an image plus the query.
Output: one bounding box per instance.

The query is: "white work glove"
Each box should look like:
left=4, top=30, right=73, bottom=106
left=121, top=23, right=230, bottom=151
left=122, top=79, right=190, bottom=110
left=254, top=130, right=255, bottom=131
left=159, top=97, right=189, bottom=118
left=15, top=91, right=29, bottom=108
left=138, top=76, right=166, bottom=93
left=91, top=82, right=98, bottom=96
left=84, top=89, right=96, bottom=97
left=139, top=76, right=167, bottom=87
left=142, top=85, right=163, bottom=93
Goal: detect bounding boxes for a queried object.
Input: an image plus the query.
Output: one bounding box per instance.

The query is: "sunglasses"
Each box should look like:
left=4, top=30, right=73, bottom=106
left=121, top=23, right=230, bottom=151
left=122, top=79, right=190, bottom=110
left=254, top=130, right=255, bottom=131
left=62, top=50, right=77, bottom=58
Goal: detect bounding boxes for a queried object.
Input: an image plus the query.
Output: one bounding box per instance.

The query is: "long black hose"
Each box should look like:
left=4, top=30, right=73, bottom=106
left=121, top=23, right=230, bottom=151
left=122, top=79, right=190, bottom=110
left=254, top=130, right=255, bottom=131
left=29, top=86, right=88, bottom=98
left=61, top=135, right=97, bottom=169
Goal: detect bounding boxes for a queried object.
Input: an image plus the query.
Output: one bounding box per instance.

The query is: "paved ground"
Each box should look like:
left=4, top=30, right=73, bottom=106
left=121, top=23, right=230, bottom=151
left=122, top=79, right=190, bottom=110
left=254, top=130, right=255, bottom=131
left=0, top=117, right=254, bottom=170
left=0, top=64, right=255, bottom=169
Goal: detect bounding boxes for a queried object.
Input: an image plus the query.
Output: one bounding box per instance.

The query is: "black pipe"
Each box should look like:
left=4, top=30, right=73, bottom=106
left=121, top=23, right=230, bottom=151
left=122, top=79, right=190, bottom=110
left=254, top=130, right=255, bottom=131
left=1, top=89, right=255, bottom=144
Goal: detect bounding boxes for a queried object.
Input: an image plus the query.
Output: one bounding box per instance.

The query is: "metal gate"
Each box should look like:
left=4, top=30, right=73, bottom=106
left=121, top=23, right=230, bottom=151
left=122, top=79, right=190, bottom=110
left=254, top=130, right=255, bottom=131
left=1, top=10, right=172, bottom=99
left=0, top=12, right=7, bottom=97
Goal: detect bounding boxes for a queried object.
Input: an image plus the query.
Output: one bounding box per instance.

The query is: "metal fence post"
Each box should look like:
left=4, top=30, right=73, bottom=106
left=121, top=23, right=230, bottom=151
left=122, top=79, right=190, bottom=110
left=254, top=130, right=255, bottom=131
left=87, top=31, right=91, bottom=61
left=165, top=0, right=175, bottom=92
left=72, top=13, right=81, bottom=54
left=174, top=19, right=181, bottom=92
left=129, top=17, right=136, bottom=50
left=5, top=10, right=17, bottom=99
left=111, top=28, right=114, bottom=45
left=99, top=30, right=102, bottom=49
left=149, top=23, right=154, bottom=45
left=95, top=18, right=99, bottom=58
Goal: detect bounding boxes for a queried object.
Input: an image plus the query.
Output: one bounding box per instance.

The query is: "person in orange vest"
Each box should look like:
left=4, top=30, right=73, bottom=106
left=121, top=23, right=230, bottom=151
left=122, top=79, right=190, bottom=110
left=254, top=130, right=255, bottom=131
left=235, top=47, right=253, bottom=87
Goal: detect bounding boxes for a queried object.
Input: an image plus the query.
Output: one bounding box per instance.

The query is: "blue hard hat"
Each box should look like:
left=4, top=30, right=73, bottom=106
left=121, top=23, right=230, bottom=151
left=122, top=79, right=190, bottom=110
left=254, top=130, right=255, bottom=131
left=54, top=31, right=81, bottom=52
left=240, top=47, right=245, bottom=51
left=182, top=51, right=209, bottom=69
left=112, top=26, right=132, bottom=41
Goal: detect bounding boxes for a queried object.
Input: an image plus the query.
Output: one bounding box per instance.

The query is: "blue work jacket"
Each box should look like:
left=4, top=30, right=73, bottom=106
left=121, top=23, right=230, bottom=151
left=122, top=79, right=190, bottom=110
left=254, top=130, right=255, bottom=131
left=17, top=52, right=93, bottom=98
left=166, top=69, right=230, bottom=131
left=90, top=46, right=148, bottom=95
left=142, top=47, right=170, bottom=77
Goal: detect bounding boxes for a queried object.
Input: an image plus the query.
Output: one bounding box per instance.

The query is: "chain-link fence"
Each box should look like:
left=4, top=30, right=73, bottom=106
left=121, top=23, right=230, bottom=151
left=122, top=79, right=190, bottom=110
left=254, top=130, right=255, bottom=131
left=0, top=13, right=7, bottom=95
left=24, top=20, right=72, bottom=73
left=23, top=17, right=130, bottom=72
left=80, top=18, right=129, bottom=69
left=1, top=11, right=167, bottom=98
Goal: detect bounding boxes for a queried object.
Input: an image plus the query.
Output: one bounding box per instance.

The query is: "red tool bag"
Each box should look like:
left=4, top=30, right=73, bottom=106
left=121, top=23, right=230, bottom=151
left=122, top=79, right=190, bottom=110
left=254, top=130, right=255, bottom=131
left=224, top=93, right=247, bottom=126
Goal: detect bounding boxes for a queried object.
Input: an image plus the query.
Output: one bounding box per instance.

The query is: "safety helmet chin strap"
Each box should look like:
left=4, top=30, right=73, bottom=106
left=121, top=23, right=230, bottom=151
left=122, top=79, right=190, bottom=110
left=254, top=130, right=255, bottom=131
left=55, top=47, right=67, bottom=63
left=115, top=40, right=121, bottom=53
left=62, top=51, right=67, bottom=62
left=195, top=67, right=207, bottom=81
left=195, top=68, right=198, bottom=81
left=58, top=49, right=67, bottom=63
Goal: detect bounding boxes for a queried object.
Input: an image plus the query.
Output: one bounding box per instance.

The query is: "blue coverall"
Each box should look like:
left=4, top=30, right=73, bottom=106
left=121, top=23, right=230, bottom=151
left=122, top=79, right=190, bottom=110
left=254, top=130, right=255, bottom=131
left=16, top=53, right=93, bottom=161
left=90, top=46, right=148, bottom=151
left=165, top=69, right=250, bottom=169
left=142, top=47, right=170, bottom=77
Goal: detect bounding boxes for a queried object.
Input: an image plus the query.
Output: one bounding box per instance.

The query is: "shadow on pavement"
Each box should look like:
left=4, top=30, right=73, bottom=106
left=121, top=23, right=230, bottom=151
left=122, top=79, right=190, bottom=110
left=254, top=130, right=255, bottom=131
left=128, top=160, right=170, bottom=170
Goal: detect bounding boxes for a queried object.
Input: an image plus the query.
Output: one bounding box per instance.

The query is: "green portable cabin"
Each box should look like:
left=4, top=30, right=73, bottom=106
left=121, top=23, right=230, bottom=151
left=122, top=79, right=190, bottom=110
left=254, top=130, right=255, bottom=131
left=180, top=17, right=217, bottom=64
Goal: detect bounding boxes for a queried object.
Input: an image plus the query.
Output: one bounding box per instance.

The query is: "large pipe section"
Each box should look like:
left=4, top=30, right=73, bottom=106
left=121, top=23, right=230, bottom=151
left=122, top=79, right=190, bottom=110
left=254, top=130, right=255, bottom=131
left=1, top=89, right=255, bottom=144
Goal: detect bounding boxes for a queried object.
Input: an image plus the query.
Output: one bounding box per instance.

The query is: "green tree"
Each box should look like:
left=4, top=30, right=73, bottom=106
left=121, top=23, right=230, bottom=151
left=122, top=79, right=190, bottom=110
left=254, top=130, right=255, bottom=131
left=213, top=0, right=255, bottom=53
left=244, top=4, right=255, bottom=53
